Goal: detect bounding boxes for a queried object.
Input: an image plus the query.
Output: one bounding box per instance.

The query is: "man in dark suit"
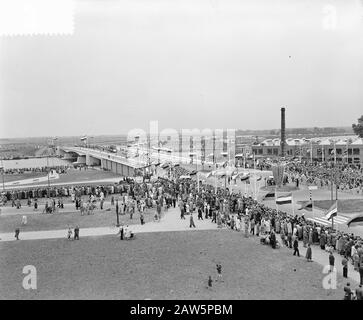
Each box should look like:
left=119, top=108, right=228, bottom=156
left=74, top=226, right=80, bottom=240
left=329, top=252, right=335, bottom=273
left=293, top=238, right=300, bottom=257
left=117, top=225, right=124, bottom=240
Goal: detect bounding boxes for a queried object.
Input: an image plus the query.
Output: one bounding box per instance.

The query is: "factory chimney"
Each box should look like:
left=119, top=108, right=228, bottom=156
left=281, top=107, right=286, bottom=157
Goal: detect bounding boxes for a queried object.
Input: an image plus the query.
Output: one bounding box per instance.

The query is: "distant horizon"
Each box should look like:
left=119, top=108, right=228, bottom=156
left=0, top=125, right=355, bottom=141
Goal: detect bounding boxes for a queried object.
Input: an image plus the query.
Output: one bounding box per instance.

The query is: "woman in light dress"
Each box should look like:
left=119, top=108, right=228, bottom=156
left=235, top=215, right=241, bottom=231
left=265, top=219, right=271, bottom=234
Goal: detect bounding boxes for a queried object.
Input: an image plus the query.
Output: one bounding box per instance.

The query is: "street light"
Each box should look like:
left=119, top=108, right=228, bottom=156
left=189, top=152, right=199, bottom=193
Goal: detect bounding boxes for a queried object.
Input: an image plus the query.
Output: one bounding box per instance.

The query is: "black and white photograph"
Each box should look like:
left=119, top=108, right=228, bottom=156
left=1, top=0, right=363, bottom=306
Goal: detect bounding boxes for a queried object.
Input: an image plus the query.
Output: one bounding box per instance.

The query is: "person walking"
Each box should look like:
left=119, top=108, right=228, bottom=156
left=198, top=207, right=203, bottom=220
left=329, top=252, right=335, bottom=273
left=207, top=275, right=213, bottom=289
left=140, top=212, right=144, bottom=225
left=117, top=224, right=124, bottom=240
left=216, top=264, right=223, bottom=282
left=342, top=256, right=348, bottom=278
left=14, top=228, right=20, bottom=240
left=180, top=204, right=185, bottom=220
left=67, top=227, right=73, bottom=240
left=293, top=238, right=300, bottom=257
left=74, top=225, right=80, bottom=240
left=305, top=243, right=312, bottom=262
left=190, top=213, right=196, bottom=228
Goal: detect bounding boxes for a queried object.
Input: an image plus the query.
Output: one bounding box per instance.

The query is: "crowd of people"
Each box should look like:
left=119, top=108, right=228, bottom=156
left=2, top=165, right=71, bottom=175
left=285, top=162, right=363, bottom=194
left=2, top=162, right=363, bottom=299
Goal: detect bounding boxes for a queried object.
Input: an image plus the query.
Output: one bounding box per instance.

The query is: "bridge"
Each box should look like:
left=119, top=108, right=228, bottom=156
left=57, top=146, right=146, bottom=177
left=57, top=145, right=222, bottom=177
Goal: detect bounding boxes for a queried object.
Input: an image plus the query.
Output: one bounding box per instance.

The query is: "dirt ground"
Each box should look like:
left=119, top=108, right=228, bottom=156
left=0, top=230, right=347, bottom=300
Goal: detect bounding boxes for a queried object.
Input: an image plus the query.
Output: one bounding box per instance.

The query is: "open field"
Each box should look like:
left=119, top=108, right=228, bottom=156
left=0, top=207, right=157, bottom=233
left=2, top=172, right=47, bottom=183
left=0, top=229, right=347, bottom=300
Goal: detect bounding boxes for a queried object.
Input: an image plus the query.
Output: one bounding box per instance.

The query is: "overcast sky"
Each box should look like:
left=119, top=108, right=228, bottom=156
left=1, top=0, right=363, bottom=138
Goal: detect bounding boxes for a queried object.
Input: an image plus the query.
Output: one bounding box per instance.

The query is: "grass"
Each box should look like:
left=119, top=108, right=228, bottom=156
left=297, top=199, right=363, bottom=213
left=0, top=206, right=157, bottom=233
left=3, top=172, right=47, bottom=183
left=0, top=229, right=347, bottom=300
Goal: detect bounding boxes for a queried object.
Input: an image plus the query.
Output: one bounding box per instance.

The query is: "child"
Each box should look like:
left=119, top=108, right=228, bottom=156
left=14, top=228, right=20, bottom=240
left=67, top=227, right=73, bottom=240
left=207, top=276, right=213, bottom=289
left=216, top=264, right=222, bottom=282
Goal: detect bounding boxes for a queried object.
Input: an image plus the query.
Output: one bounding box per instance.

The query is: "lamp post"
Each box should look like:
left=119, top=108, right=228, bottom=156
left=189, top=152, right=199, bottom=193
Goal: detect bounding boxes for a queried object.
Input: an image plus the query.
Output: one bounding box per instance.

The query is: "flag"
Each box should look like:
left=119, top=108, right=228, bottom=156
left=262, top=191, right=275, bottom=200
left=276, top=193, right=292, bottom=205
left=325, top=202, right=338, bottom=221
left=330, top=149, right=335, bottom=155
left=347, top=214, right=363, bottom=227
left=299, top=201, right=313, bottom=211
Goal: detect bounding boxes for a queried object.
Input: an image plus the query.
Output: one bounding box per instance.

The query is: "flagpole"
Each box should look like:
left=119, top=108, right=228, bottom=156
left=291, top=194, right=295, bottom=217
left=312, top=189, right=315, bottom=219
left=254, top=154, right=257, bottom=199
left=336, top=200, right=338, bottom=232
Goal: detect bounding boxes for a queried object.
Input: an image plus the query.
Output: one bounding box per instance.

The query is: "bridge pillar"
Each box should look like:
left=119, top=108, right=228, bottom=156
left=76, top=156, right=86, bottom=165
left=86, top=154, right=101, bottom=166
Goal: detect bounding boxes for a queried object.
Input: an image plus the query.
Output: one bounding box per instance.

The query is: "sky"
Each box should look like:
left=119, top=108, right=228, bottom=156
left=1, top=0, right=363, bottom=139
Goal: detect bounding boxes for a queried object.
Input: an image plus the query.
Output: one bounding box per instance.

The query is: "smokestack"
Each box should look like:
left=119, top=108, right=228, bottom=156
left=281, top=107, right=286, bottom=157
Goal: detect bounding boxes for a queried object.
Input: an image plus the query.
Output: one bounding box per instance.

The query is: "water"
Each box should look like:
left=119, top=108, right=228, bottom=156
left=1, top=157, right=71, bottom=170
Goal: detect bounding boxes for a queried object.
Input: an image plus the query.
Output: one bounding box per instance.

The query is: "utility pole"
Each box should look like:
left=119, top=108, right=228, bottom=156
left=47, top=154, right=50, bottom=198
